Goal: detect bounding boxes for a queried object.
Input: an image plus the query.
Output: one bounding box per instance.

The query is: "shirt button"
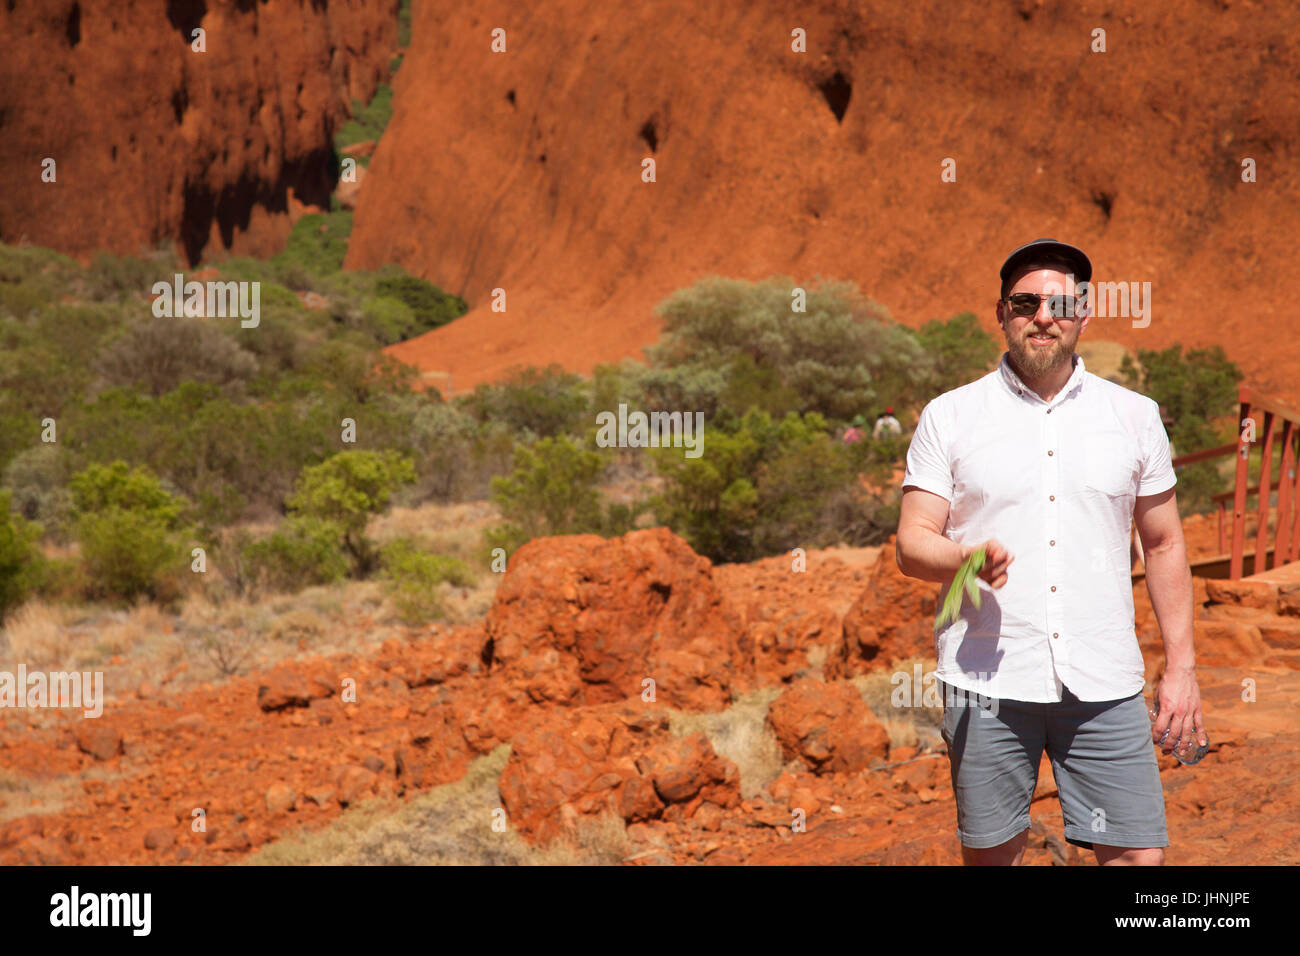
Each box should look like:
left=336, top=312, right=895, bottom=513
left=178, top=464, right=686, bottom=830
left=1049, top=495, right=1055, bottom=501
left=1048, top=450, right=1054, bottom=456
left=1053, top=632, right=1059, bottom=639
left=1050, top=540, right=1055, bottom=546
left=1047, top=409, right=1052, bottom=414
left=1051, top=586, right=1057, bottom=592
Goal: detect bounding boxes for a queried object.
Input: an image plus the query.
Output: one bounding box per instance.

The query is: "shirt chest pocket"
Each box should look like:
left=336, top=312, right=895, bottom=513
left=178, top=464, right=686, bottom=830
left=1081, top=432, right=1137, bottom=497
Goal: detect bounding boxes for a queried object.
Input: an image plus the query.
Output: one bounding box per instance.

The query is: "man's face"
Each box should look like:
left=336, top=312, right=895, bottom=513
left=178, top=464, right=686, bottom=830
left=996, top=265, right=1090, bottom=379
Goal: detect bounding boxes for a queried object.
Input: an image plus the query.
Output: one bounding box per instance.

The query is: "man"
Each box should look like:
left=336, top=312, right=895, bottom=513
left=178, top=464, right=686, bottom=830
left=896, top=238, right=1206, bottom=866
left=873, top=406, right=902, bottom=440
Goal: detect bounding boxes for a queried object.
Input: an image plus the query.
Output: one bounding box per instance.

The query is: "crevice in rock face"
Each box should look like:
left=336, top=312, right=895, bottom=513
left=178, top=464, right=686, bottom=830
left=480, top=636, right=495, bottom=671
left=65, top=3, right=81, bottom=47
left=818, top=71, right=851, bottom=123
left=640, top=118, right=658, bottom=152
left=1092, top=189, right=1114, bottom=220
left=178, top=146, right=336, bottom=264
left=166, top=0, right=207, bottom=41
left=171, top=86, right=188, bottom=125
left=506, top=89, right=516, bottom=107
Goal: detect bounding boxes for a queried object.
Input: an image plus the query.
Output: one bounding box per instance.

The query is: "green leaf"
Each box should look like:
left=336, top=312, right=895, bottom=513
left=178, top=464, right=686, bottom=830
left=937, top=546, right=986, bottom=628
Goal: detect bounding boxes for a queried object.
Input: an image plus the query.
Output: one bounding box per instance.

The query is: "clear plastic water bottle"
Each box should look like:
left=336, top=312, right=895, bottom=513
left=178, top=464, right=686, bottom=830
left=1151, top=698, right=1210, bottom=765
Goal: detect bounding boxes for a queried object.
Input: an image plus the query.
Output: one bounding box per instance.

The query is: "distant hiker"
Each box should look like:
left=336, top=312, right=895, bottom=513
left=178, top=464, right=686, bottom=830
left=895, top=237, right=1205, bottom=867
left=872, top=407, right=902, bottom=440
left=842, top=415, right=867, bottom=444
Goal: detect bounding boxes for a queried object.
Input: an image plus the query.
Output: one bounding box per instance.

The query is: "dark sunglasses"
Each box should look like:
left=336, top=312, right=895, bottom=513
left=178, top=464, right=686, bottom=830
left=1004, top=291, right=1082, bottom=319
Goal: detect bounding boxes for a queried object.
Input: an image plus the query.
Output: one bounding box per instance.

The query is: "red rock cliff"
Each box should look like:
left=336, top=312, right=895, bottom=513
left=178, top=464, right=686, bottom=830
left=348, top=0, right=1300, bottom=400
left=0, top=0, right=398, bottom=263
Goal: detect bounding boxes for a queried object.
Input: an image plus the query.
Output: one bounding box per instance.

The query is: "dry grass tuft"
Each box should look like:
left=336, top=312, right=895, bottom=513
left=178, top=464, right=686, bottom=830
left=669, top=686, right=786, bottom=799
left=245, top=745, right=632, bottom=866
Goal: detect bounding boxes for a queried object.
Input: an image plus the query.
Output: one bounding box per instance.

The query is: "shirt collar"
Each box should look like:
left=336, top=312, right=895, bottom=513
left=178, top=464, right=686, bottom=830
left=998, top=350, right=1087, bottom=407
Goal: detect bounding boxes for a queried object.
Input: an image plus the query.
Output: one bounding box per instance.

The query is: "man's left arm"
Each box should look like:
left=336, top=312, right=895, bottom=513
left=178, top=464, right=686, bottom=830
left=1135, top=487, right=1208, bottom=755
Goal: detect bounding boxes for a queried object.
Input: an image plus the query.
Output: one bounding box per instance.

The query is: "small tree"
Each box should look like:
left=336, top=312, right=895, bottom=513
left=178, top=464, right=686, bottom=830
left=286, top=450, right=416, bottom=577
left=68, top=461, right=189, bottom=602
left=0, top=490, right=44, bottom=620
left=486, top=436, right=636, bottom=553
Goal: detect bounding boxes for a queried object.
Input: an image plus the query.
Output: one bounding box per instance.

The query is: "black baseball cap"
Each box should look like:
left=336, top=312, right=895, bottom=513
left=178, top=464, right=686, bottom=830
left=999, top=238, right=1092, bottom=295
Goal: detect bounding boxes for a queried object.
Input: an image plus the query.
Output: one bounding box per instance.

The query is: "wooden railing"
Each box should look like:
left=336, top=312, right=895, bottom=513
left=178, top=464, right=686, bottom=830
left=1226, top=386, right=1300, bottom=578
left=1165, top=385, right=1300, bottom=579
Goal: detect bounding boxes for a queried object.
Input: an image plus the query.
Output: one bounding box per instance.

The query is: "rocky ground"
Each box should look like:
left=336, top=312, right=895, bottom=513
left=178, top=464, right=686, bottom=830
left=1, top=512, right=1295, bottom=866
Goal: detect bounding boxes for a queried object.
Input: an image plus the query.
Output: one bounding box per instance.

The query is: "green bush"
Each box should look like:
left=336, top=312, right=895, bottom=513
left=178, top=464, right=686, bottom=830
left=359, top=295, right=418, bottom=345
left=243, top=517, right=350, bottom=595
left=275, top=212, right=354, bottom=278
left=462, top=364, right=589, bottom=440
left=646, top=276, right=933, bottom=422
left=68, top=461, right=190, bottom=602
left=0, top=490, right=45, bottom=620
left=486, top=436, right=636, bottom=553
left=911, top=311, right=1001, bottom=399
left=1120, top=344, right=1244, bottom=515
left=653, top=409, right=892, bottom=563
left=336, top=85, right=394, bottom=164
left=2, top=445, right=74, bottom=543
left=287, top=450, right=417, bottom=576
left=95, top=315, right=258, bottom=397
left=373, top=274, right=467, bottom=332
left=379, top=537, right=475, bottom=624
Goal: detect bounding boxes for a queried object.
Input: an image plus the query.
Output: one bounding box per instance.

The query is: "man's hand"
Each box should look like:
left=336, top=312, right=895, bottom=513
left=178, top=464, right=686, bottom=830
left=962, top=539, right=1014, bottom=588
left=1150, top=665, right=1207, bottom=757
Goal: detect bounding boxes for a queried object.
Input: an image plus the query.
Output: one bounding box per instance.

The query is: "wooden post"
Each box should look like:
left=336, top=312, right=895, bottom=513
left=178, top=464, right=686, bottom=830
left=1254, top=410, right=1276, bottom=574
left=1277, top=421, right=1297, bottom=567
left=1217, top=500, right=1225, bottom=554
left=1231, top=391, right=1252, bottom=580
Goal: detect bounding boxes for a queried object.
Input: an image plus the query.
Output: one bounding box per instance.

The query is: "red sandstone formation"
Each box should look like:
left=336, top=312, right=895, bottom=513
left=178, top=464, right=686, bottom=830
left=347, top=0, right=1300, bottom=402
left=2, top=517, right=1295, bottom=864
left=0, top=0, right=398, bottom=263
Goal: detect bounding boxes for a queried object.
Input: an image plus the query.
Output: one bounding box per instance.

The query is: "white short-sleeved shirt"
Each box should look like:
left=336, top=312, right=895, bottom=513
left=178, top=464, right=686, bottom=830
left=902, top=350, right=1177, bottom=703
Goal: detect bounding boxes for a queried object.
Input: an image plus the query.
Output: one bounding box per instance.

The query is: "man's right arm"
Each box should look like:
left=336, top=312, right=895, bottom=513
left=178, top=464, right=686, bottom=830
left=896, top=486, right=966, bottom=582
left=896, top=486, right=1017, bottom=587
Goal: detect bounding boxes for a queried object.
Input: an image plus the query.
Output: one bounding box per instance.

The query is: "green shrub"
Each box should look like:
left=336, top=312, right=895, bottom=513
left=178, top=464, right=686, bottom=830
left=373, top=274, right=467, bottom=332
left=85, top=251, right=178, bottom=302
left=68, top=461, right=190, bottom=602
left=646, top=276, right=933, bottom=422
left=1120, top=344, right=1244, bottom=515
left=2, top=444, right=74, bottom=543
left=336, top=85, right=395, bottom=164
left=359, top=295, right=418, bottom=345
left=486, top=436, right=635, bottom=553
left=462, top=364, right=589, bottom=440
left=379, top=537, right=475, bottom=624
left=276, top=212, right=353, bottom=278
left=0, top=490, right=45, bottom=620
left=911, top=311, right=1001, bottom=399
left=95, top=316, right=258, bottom=397
left=287, top=450, right=417, bottom=576
left=243, top=517, right=350, bottom=594
left=653, top=409, right=892, bottom=563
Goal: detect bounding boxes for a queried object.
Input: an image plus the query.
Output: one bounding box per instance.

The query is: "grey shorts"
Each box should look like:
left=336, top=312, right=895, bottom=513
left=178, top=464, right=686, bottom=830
left=939, top=680, right=1169, bottom=850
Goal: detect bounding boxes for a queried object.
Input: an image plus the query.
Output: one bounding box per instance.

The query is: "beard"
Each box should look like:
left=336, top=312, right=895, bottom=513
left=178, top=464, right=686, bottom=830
left=1005, top=325, right=1077, bottom=380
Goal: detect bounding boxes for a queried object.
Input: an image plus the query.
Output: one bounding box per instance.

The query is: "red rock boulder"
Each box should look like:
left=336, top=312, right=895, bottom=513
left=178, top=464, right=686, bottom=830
left=840, top=537, right=938, bottom=672
left=766, top=677, right=890, bottom=774
left=498, top=702, right=741, bottom=844
left=485, top=528, right=748, bottom=710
